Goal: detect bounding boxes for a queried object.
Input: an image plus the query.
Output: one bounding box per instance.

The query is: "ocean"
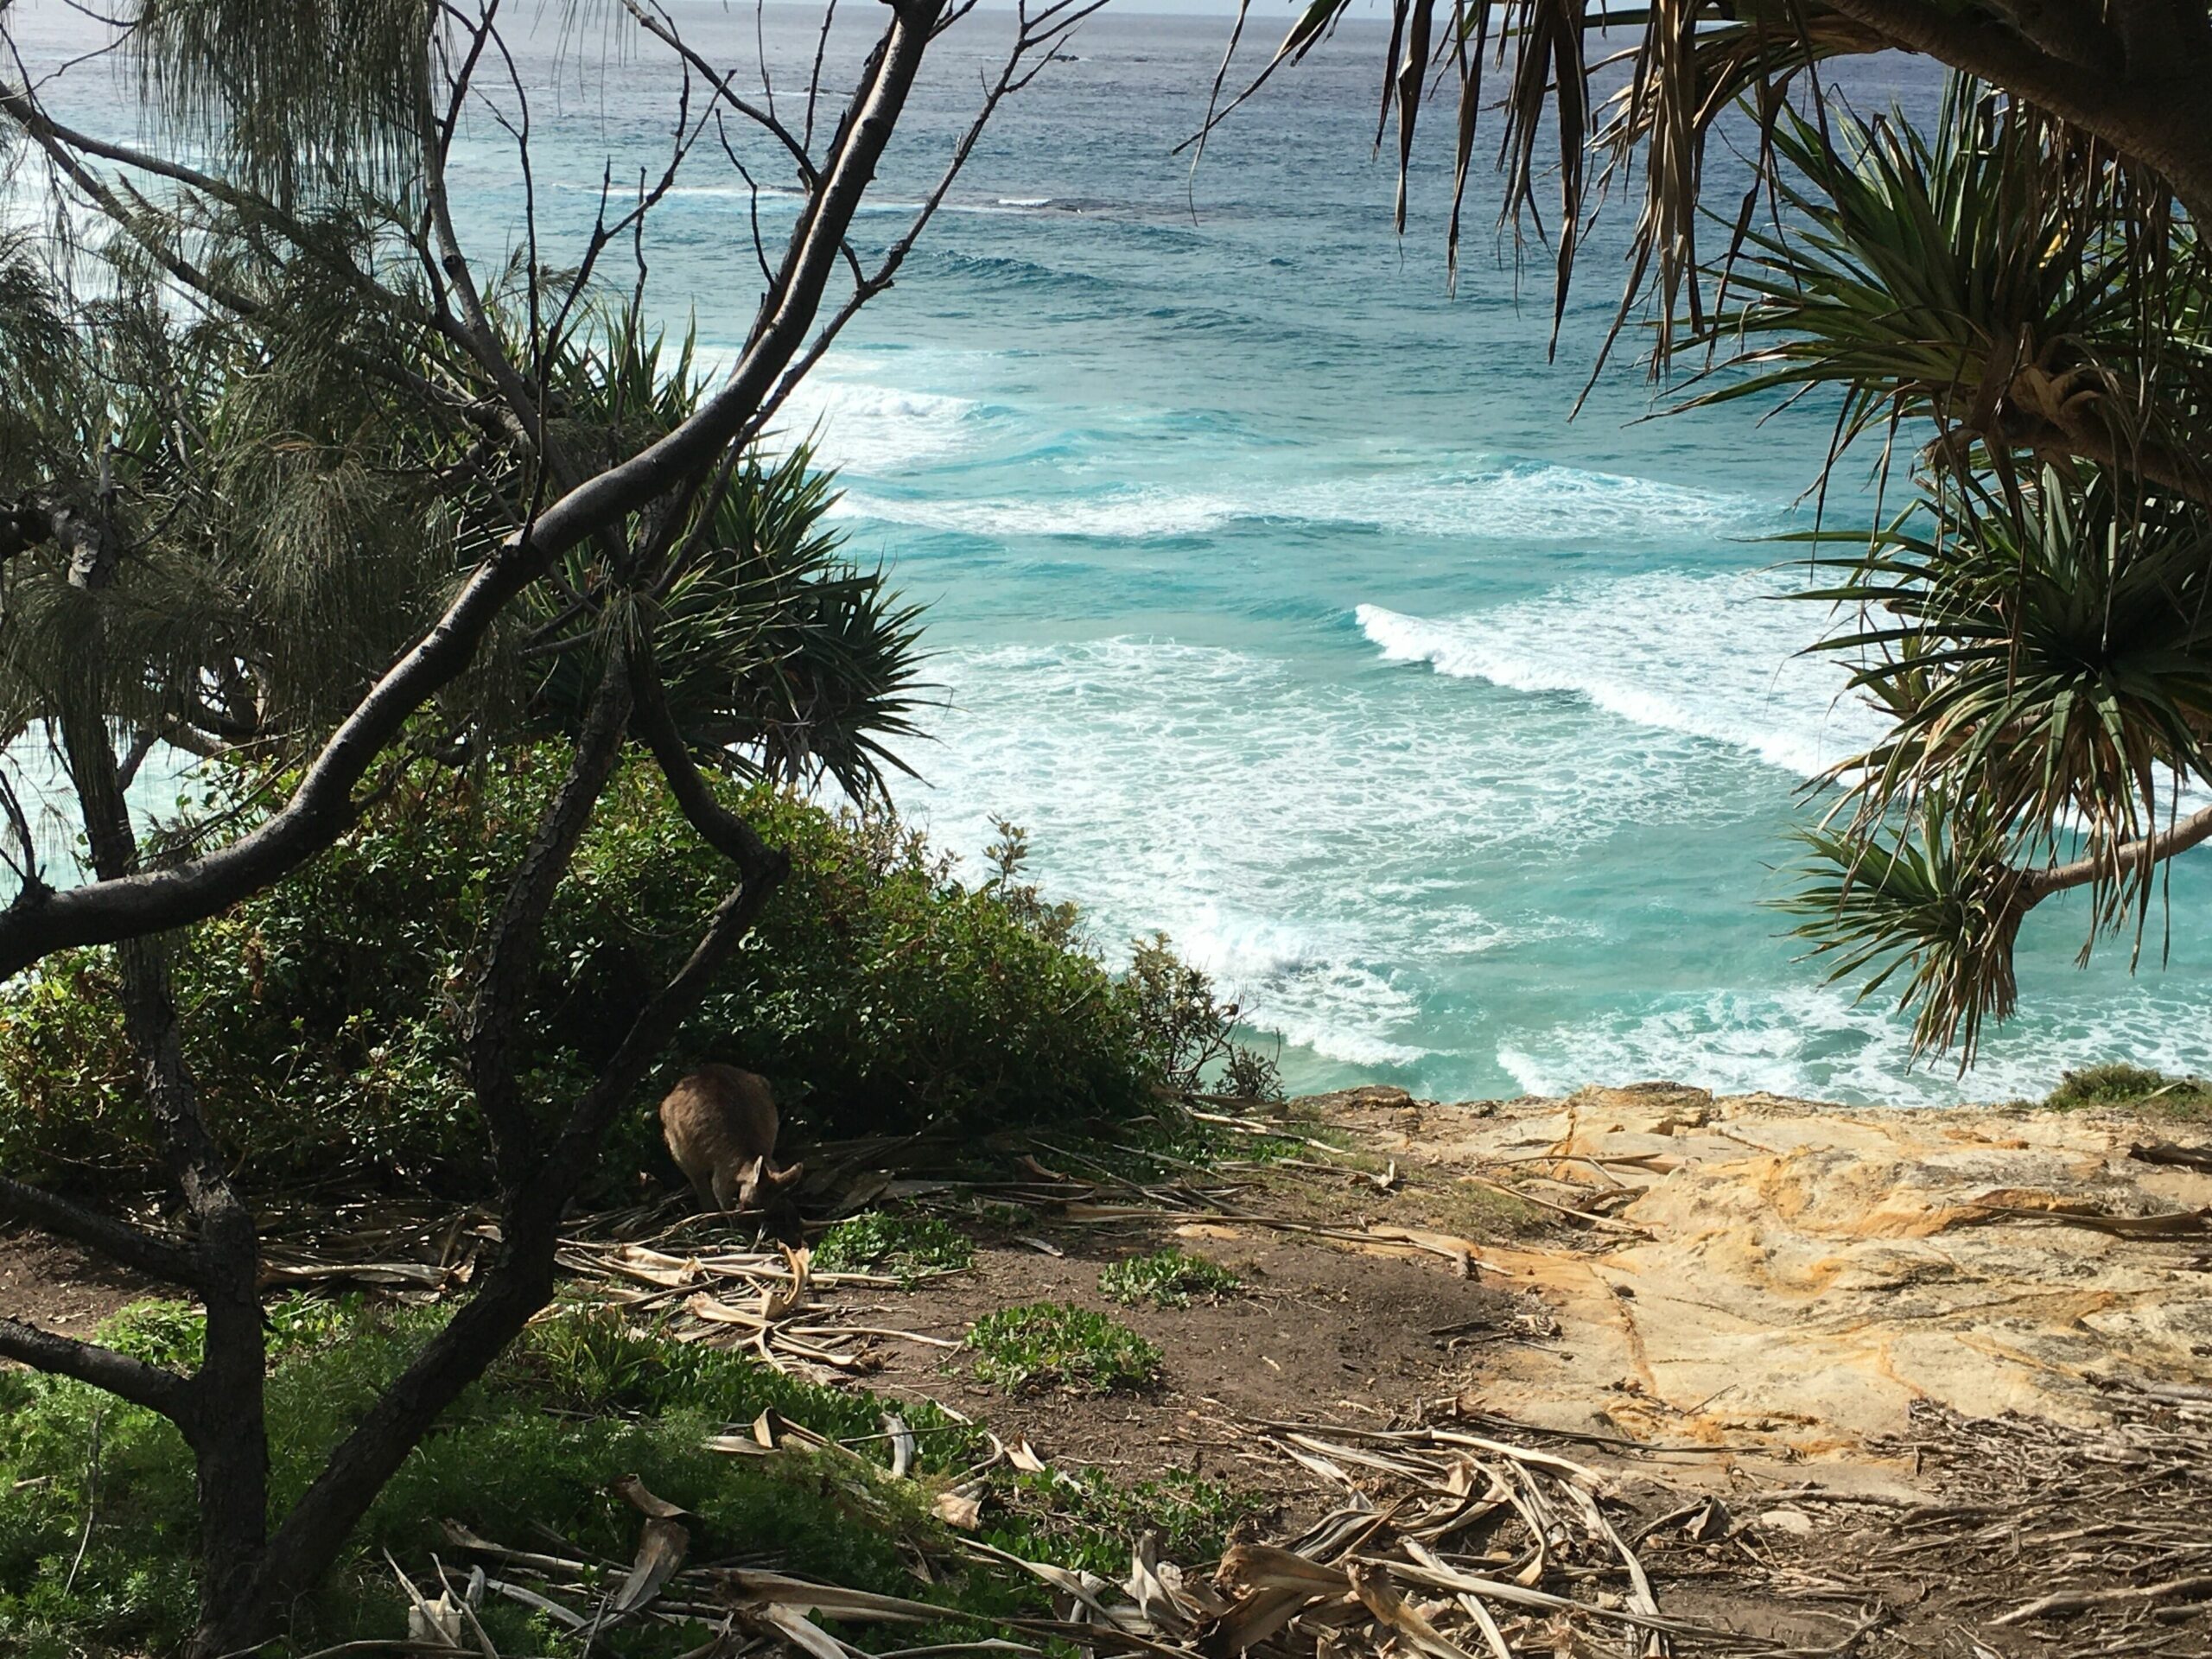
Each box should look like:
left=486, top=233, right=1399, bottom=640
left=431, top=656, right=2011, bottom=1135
left=10, top=3, right=2211, bottom=1103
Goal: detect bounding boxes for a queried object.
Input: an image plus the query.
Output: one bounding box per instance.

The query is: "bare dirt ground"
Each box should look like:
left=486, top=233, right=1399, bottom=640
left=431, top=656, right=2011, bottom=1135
left=6, top=1080, right=2209, bottom=1655
left=851, top=1225, right=1520, bottom=1484
left=0, top=1229, right=158, bottom=1333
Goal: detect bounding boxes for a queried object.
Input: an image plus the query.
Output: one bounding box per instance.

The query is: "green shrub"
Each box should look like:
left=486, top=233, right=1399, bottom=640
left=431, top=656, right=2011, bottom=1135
left=1120, top=933, right=1283, bottom=1101
left=1098, top=1248, right=1241, bottom=1309
left=2044, top=1064, right=2212, bottom=1116
left=0, top=755, right=1231, bottom=1196
left=966, top=1302, right=1162, bottom=1395
left=812, top=1211, right=976, bottom=1281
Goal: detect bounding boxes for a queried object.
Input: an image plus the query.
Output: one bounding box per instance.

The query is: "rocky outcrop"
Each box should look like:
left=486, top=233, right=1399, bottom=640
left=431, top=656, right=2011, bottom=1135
left=1322, top=1084, right=2212, bottom=1491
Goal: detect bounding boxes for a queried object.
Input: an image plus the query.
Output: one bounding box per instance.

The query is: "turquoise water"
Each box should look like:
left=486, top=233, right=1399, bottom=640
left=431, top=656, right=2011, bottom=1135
left=12, top=5, right=2212, bottom=1103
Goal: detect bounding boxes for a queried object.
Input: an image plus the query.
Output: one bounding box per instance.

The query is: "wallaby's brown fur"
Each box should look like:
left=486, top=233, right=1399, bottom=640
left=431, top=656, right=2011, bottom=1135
left=658, top=1064, right=804, bottom=1217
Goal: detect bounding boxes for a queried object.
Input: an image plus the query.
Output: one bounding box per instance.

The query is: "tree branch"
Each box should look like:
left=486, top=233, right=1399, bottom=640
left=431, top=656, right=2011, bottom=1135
left=629, top=643, right=781, bottom=880
left=0, top=1176, right=199, bottom=1287
left=1824, top=0, right=2212, bottom=223
left=2019, top=800, right=2212, bottom=901
left=0, top=1318, right=194, bottom=1421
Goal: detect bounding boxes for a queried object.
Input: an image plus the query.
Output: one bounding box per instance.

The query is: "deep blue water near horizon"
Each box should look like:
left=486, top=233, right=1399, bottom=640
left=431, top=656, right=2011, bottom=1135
left=11, top=3, right=2212, bottom=1103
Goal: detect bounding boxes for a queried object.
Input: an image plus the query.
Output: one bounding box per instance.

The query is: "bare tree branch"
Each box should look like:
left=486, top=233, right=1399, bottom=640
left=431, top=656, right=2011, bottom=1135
left=0, top=1175, right=199, bottom=1286
left=2020, top=802, right=2212, bottom=902
left=0, top=1319, right=194, bottom=1421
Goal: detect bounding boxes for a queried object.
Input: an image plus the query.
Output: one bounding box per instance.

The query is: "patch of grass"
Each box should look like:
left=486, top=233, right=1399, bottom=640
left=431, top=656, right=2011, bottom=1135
left=1098, top=1248, right=1241, bottom=1309
left=0, top=1298, right=1006, bottom=1656
left=966, top=1302, right=1162, bottom=1395
left=2044, top=1064, right=2212, bottom=1119
left=812, top=1211, right=976, bottom=1281
left=983, top=1466, right=1262, bottom=1575
left=1415, top=1177, right=1552, bottom=1242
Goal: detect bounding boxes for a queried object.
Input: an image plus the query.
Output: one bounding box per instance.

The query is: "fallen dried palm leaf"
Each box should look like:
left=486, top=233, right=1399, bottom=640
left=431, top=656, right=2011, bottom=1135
left=1993, top=1571, right=2212, bottom=1626
left=2129, top=1141, right=2212, bottom=1174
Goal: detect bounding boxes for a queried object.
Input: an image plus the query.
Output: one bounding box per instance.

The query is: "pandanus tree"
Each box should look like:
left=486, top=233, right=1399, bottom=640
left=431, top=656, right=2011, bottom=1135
left=1224, top=1, right=2212, bottom=1060
left=0, top=0, right=1092, bottom=1648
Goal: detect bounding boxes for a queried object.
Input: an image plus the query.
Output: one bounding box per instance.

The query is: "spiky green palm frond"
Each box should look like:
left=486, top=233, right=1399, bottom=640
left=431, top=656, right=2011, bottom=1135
left=1689, top=85, right=2212, bottom=500
left=1785, top=791, right=2027, bottom=1059
left=1221, top=4, right=2205, bottom=385
left=503, top=311, right=926, bottom=799
left=644, top=454, right=927, bottom=798
left=1802, top=469, right=2212, bottom=937
left=1209, top=1, right=1922, bottom=359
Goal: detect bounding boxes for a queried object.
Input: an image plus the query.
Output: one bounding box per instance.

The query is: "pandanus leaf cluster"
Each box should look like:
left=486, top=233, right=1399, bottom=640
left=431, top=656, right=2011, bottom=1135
left=1724, top=96, right=2212, bottom=1058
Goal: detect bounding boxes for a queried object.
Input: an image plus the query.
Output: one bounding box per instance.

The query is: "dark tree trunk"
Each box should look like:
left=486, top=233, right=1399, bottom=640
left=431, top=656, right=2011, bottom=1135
left=54, top=695, right=270, bottom=1649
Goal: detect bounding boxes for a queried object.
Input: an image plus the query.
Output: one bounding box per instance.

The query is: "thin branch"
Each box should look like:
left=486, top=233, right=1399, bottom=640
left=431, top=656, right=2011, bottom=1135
left=740, top=0, right=1106, bottom=446
left=620, top=0, right=821, bottom=188
left=629, top=643, right=780, bottom=880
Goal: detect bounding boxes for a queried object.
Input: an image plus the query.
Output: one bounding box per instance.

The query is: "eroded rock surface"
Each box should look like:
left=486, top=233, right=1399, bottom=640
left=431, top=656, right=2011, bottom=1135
left=1325, top=1084, right=2212, bottom=1489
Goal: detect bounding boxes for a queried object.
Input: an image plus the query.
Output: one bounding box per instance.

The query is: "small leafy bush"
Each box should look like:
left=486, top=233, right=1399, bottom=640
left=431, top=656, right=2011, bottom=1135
left=1121, top=934, right=1282, bottom=1101
left=966, top=1302, right=1162, bottom=1395
left=0, top=757, right=1255, bottom=1197
left=1098, top=1248, right=1241, bottom=1309
left=812, top=1211, right=976, bottom=1281
left=2045, top=1063, right=2212, bottom=1113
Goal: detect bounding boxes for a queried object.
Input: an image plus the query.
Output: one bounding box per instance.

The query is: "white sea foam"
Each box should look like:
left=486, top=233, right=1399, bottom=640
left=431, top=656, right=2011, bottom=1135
left=834, top=460, right=1763, bottom=544
left=1359, top=569, right=1890, bottom=780
left=835, top=486, right=1237, bottom=540
left=889, top=634, right=1746, bottom=1074
left=763, top=377, right=987, bottom=477
left=1495, top=979, right=2212, bottom=1108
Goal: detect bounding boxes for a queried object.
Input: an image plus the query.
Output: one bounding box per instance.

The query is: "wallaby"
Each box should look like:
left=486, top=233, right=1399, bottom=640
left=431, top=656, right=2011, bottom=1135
left=658, top=1064, right=804, bottom=1222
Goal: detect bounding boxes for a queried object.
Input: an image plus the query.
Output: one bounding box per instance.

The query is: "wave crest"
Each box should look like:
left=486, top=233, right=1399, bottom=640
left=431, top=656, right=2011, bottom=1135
left=1357, top=572, right=1886, bottom=779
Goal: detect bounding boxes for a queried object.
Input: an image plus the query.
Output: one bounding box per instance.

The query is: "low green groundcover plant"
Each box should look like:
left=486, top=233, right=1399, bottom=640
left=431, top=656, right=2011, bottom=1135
left=981, top=1465, right=1262, bottom=1577
left=966, top=1302, right=1163, bottom=1395
left=0, top=756, right=1271, bottom=1198
left=2044, top=1064, right=2212, bottom=1115
left=1097, top=1248, right=1241, bottom=1309
left=0, top=1294, right=1251, bottom=1655
left=812, top=1211, right=976, bottom=1281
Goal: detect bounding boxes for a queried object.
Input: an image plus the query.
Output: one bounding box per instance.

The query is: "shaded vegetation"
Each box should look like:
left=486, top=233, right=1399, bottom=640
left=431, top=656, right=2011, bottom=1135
left=0, top=764, right=1255, bottom=1198
left=0, top=1298, right=1002, bottom=1656
left=0, top=1291, right=1268, bottom=1656
left=812, top=1212, right=976, bottom=1281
